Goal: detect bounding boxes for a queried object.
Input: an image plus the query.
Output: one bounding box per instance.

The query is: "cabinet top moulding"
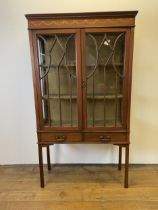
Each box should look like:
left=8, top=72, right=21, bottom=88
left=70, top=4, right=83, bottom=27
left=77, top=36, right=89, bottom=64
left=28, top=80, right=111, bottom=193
left=25, top=11, right=138, bottom=29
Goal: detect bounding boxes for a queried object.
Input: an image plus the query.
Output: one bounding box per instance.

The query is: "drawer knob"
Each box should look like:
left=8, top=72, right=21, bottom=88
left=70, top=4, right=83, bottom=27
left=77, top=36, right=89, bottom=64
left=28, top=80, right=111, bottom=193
left=55, top=135, right=66, bottom=142
left=99, top=135, right=111, bottom=142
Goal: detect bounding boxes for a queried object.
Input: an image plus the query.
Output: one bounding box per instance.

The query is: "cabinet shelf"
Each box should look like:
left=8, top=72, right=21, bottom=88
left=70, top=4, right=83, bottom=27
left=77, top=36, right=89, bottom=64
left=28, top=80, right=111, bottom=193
left=39, top=64, right=76, bottom=69
left=87, top=120, right=122, bottom=127
left=45, top=119, right=122, bottom=127
left=39, top=63, right=123, bottom=69
left=42, top=93, right=123, bottom=100
left=86, top=93, right=123, bottom=99
left=42, top=94, right=77, bottom=100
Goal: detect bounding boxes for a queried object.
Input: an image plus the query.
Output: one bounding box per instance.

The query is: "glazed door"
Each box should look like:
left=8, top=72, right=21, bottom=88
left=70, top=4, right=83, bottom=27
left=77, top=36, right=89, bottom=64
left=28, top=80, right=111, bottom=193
left=34, top=29, right=82, bottom=130
left=82, top=28, right=130, bottom=130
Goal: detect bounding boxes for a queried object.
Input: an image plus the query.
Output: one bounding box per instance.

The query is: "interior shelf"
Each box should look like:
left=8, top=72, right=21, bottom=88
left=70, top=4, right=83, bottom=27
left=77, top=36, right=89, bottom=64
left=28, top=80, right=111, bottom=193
left=39, top=63, right=123, bottom=69
left=86, top=93, right=123, bottom=99
left=42, top=94, right=77, bottom=100
left=44, top=119, right=122, bottom=127
left=42, top=93, right=123, bottom=100
left=87, top=120, right=122, bottom=127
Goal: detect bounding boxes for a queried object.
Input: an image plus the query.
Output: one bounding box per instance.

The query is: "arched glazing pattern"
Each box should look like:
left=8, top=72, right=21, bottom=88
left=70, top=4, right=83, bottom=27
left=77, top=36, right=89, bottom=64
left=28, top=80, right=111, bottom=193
left=37, top=33, right=78, bottom=127
left=85, top=32, right=125, bottom=127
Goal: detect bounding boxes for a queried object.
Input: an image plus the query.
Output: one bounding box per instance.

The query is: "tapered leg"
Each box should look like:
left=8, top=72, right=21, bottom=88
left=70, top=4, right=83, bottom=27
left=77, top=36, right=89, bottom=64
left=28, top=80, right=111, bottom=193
left=46, top=146, right=51, bottom=171
left=124, top=144, right=129, bottom=188
left=118, top=145, right=122, bottom=170
left=38, top=144, right=44, bottom=188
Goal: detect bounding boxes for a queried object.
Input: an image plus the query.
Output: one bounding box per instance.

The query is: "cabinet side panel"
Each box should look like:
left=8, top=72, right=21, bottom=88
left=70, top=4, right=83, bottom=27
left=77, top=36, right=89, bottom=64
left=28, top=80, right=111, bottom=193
left=28, top=30, right=41, bottom=130
left=126, top=27, right=135, bottom=130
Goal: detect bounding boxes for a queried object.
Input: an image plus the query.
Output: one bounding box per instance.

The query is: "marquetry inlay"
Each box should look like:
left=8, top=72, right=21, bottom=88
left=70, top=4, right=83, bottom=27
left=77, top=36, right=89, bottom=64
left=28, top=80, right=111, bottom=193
left=28, top=18, right=134, bottom=29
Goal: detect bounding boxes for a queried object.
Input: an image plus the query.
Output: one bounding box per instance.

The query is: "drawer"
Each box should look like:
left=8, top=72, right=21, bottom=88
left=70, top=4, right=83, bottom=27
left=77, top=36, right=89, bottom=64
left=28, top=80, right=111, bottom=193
left=39, top=132, right=82, bottom=143
left=84, top=132, right=127, bottom=143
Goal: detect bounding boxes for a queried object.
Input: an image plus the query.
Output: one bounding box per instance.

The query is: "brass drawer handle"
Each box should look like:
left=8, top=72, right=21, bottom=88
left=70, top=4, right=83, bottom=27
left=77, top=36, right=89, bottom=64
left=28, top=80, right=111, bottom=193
left=55, top=135, right=66, bottom=142
left=99, top=135, right=111, bottom=142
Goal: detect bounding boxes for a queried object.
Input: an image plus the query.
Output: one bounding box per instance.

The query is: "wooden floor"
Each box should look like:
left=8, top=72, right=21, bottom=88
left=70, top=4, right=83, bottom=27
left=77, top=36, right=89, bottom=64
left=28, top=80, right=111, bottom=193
left=0, top=164, right=158, bottom=210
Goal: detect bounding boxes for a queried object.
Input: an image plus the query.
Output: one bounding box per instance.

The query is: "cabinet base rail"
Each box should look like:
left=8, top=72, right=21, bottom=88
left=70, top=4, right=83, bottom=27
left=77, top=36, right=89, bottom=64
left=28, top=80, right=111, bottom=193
left=38, top=143, right=129, bottom=188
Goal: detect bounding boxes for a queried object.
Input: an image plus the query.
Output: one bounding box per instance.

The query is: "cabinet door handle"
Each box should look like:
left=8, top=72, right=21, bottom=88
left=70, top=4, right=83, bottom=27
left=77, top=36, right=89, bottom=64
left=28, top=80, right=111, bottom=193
left=81, top=81, right=87, bottom=88
left=55, top=135, right=66, bottom=142
left=99, top=135, right=111, bottom=142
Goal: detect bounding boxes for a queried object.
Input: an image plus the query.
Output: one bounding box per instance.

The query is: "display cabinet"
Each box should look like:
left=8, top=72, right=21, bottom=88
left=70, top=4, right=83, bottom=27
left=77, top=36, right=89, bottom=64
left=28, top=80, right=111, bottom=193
left=25, top=11, right=138, bottom=188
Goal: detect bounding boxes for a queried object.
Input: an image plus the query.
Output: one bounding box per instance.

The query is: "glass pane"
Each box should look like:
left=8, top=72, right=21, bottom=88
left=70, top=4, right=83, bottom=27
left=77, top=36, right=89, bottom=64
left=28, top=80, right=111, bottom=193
left=85, top=32, right=125, bottom=127
left=37, top=33, right=78, bottom=127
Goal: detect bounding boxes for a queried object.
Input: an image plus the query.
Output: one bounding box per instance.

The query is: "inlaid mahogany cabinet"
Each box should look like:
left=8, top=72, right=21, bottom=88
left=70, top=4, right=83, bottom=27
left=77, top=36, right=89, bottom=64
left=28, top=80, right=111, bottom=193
left=26, top=11, right=138, bottom=188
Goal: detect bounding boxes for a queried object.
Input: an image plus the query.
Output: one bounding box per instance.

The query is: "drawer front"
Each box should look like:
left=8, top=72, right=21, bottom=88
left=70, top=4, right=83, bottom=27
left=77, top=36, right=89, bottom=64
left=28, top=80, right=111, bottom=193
left=84, top=132, right=127, bottom=143
left=39, top=132, right=82, bottom=143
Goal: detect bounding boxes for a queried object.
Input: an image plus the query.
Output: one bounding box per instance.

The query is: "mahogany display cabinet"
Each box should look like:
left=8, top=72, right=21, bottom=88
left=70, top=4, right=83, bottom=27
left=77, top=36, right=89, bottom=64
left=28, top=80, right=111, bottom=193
left=25, top=11, right=138, bottom=188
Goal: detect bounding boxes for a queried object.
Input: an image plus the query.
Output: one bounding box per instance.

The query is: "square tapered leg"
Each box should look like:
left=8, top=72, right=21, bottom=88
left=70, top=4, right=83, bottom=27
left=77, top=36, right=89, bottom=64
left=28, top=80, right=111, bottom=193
left=38, top=144, right=44, bottom=188
left=124, top=144, right=129, bottom=188
left=46, top=146, right=51, bottom=171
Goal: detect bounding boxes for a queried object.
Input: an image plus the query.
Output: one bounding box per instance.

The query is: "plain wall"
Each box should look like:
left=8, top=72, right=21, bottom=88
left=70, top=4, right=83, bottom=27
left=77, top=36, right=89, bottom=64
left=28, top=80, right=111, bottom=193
left=0, top=0, right=158, bottom=164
